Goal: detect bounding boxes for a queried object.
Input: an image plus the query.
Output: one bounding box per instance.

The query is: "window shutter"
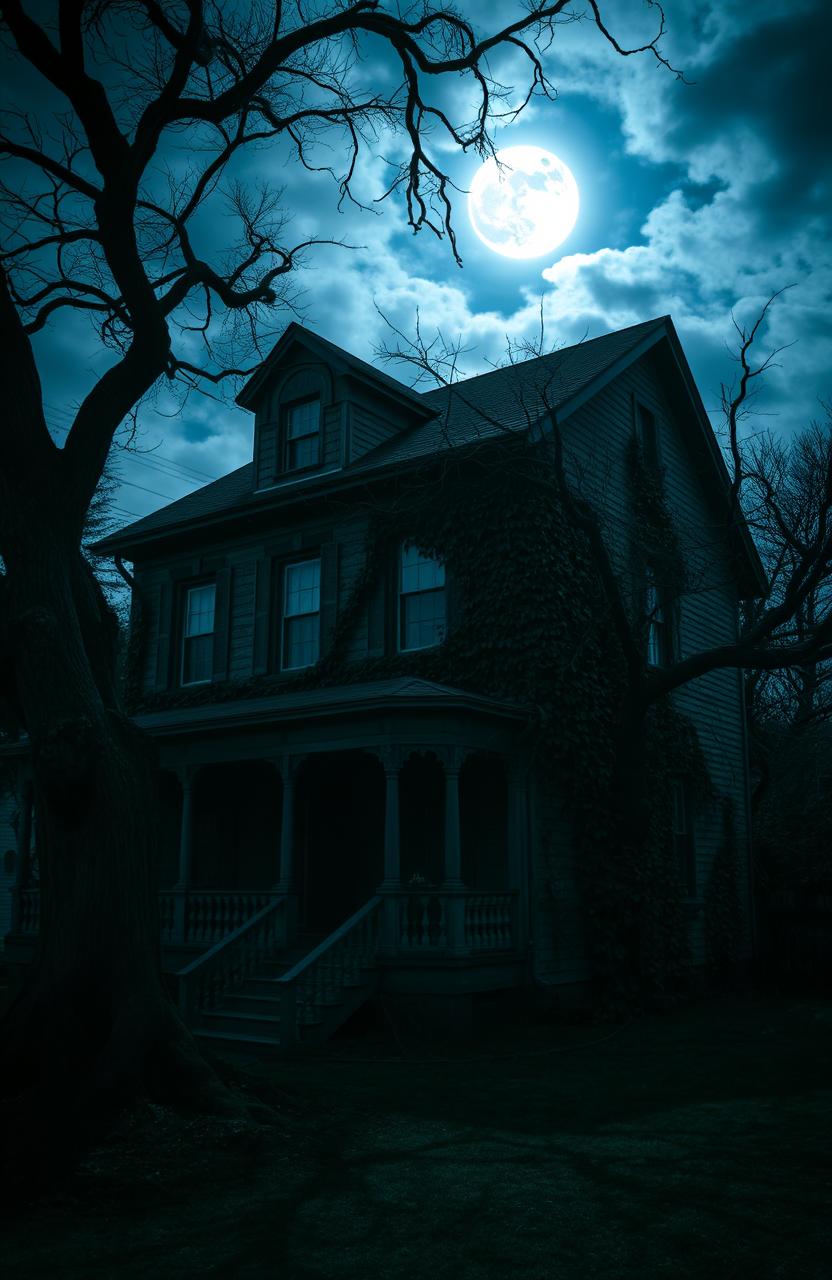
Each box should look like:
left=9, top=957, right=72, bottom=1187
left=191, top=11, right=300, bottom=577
left=252, top=555, right=273, bottom=675
left=444, top=566, right=460, bottom=638
left=319, top=541, right=339, bottom=655
left=212, top=568, right=232, bottom=681
left=155, top=578, right=173, bottom=690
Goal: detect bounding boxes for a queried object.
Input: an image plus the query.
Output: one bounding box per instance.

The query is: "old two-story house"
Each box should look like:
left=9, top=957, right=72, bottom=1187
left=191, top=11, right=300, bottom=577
left=2, top=316, right=765, bottom=1048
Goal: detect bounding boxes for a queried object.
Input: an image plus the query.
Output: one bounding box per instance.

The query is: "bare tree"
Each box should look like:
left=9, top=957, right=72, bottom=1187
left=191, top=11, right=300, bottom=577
left=0, top=1, right=675, bottom=1186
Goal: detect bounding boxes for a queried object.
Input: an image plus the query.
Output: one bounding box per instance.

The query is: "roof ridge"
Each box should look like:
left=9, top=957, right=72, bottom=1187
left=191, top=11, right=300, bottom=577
left=418, top=315, right=668, bottom=401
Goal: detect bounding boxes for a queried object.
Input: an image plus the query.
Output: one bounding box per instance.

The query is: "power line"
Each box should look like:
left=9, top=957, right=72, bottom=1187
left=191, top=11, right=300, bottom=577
left=43, top=406, right=222, bottom=484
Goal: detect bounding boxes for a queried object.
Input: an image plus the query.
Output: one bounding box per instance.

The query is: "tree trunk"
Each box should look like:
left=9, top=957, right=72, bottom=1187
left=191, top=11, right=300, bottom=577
left=0, top=530, right=230, bottom=1196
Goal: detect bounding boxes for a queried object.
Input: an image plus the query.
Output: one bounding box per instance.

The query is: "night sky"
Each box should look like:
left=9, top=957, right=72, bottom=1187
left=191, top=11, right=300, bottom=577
left=22, top=1, right=832, bottom=526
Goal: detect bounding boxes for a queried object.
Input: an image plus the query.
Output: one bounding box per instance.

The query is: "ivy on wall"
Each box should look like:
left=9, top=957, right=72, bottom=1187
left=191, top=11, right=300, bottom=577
left=129, top=435, right=743, bottom=1005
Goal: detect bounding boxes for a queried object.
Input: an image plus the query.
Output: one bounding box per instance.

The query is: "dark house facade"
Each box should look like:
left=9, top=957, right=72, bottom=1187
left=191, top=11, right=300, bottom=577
left=2, top=317, right=765, bottom=1047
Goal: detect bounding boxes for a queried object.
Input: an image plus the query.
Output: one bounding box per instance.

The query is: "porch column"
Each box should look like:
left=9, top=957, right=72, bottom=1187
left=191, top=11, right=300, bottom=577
left=174, top=768, right=196, bottom=943
left=379, top=748, right=402, bottom=954
left=276, top=757, right=296, bottom=893
left=441, top=750, right=464, bottom=887
left=507, top=757, right=530, bottom=955
left=441, top=748, right=468, bottom=955
left=10, top=778, right=33, bottom=932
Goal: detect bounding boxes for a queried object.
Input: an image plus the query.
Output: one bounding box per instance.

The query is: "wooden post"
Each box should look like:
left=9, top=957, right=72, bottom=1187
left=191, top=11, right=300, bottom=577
left=507, top=757, right=530, bottom=954
left=379, top=749, right=402, bottom=955
left=276, top=758, right=296, bottom=893
left=175, top=769, right=196, bottom=943
left=441, top=749, right=468, bottom=954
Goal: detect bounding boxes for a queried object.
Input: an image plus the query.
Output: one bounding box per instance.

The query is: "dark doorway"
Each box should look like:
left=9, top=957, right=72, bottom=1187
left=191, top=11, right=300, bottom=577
left=399, top=752, right=445, bottom=886
left=192, top=760, right=282, bottom=889
left=295, top=752, right=384, bottom=933
left=460, top=753, right=508, bottom=889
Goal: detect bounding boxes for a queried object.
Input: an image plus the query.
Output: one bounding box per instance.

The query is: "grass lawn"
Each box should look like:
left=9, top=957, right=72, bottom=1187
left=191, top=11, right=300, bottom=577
left=5, top=992, right=831, bottom=1278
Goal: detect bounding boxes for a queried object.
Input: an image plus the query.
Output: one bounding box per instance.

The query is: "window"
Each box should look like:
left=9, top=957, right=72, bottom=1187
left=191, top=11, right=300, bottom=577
left=284, top=398, right=321, bottom=471
left=282, top=558, right=321, bottom=670
left=182, top=583, right=216, bottom=685
left=671, top=779, right=696, bottom=897
left=645, top=571, right=676, bottom=667
left=636, top=402, right=660, bottom=468
left=399, top=544, right=446, bottom=651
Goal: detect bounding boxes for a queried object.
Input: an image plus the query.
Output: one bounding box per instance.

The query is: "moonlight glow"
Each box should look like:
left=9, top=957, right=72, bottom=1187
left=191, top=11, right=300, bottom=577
left=468, top=145, right=580, bottom=260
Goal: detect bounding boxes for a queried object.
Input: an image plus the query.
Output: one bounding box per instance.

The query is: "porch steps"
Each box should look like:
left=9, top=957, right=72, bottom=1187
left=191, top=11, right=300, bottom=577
left=194, top=933, right=328, bottom=1051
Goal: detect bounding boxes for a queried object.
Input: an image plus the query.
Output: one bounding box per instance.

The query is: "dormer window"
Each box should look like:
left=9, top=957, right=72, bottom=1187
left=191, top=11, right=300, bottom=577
left=399, top=545, right=446, bottom=652
left=284, top=397, right=321, bottom=472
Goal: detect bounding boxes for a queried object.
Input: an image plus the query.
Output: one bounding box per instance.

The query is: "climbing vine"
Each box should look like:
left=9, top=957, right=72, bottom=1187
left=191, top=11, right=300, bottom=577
left=132, top=433, right=739, bottom=1008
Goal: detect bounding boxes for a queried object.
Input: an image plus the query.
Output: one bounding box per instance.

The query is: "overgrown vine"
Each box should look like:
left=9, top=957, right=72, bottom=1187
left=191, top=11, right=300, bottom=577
left=129, top=434, right=744, bottom=1007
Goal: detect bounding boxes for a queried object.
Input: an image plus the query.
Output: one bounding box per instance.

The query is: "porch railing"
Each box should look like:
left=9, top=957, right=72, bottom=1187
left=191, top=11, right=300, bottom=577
left=158, top=889, right=277, bottom=946
left=396, top=889, right=517, bottom=953
left=15, top=888, right=276, bottom=948
left=177, top=894, right=289, bottom=1025
left=278, top=896, right=383, bottom=1043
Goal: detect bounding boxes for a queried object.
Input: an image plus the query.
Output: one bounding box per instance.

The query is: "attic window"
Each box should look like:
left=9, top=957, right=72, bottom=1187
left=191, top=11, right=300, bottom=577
left=284, top=397, right=321, bottom=472
left=635, top=402, right=659, bottom=468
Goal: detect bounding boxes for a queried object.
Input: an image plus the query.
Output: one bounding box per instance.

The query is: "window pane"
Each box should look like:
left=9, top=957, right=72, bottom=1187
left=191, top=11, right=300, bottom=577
left=401, top=545, right=445, bottom=594
left=183, top=633, right=213, bottom=684
left=288, top=434, right=319, bottom=470
left=287, top=400, right=320, bottom=439
left=638, top=404, right=659, bottom=467
left=402, top=588, right=446, bottom=650
left=185, top=584, right=215, bottom=637
left=284, top=613, right=319, bottom=669
left=285, top=560, right=320, bottom=617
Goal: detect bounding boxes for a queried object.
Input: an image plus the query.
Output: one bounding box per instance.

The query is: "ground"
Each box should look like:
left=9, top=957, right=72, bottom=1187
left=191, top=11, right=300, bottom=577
left=3, top=992, right=831, bottom=1278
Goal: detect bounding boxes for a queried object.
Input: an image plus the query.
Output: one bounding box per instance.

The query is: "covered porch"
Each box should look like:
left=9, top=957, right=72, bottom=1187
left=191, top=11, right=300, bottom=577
left=6, top=678, right=534, bottom=1044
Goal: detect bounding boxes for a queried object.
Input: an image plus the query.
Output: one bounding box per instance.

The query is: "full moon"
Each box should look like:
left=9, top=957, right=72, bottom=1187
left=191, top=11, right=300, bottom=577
left=468, top=145, right=579, bottom=260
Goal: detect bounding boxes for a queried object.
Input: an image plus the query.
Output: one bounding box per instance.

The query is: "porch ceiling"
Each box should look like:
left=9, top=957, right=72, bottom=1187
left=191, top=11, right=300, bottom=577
left=134, top=677, right=530, bottom=738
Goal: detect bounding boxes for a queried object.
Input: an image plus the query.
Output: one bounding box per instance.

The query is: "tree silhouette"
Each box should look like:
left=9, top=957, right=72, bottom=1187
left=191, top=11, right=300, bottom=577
left=0, top=1, right=674, bottom=1189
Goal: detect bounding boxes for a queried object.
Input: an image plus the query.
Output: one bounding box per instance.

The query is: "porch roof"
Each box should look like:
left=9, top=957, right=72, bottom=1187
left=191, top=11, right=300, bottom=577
left=134, top=677, right=530, bottom=737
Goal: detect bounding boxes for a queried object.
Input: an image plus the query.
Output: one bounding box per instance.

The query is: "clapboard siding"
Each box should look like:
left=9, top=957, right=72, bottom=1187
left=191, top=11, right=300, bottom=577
left=228, top=559, right=257, bottom=680
left=535, top=351, right=752, bottom=981
left=349, top=404, right=399, bottom=461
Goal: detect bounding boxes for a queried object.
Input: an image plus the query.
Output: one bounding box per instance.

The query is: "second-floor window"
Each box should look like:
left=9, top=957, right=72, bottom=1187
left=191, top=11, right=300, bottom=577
left=282, top=558, right=321, bottom=669
left=399, top=544, right=446, bottom=651
left=284, top=397, right=321, bottom=472
left=182, top=582, right=216, bottom=685
left=645, top=571, right=676, bottom=667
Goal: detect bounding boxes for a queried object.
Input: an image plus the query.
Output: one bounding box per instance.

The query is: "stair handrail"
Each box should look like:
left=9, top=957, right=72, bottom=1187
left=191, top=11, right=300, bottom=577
left=277, top=895, right=383, bottom=1042
left=177, top=893, right=288, bottom=1023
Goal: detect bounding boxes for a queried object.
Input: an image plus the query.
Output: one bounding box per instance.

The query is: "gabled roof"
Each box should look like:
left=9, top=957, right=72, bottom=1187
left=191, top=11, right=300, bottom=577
left=91, top=316, right=671, bottom=554
left=234, top=321, right=433, bottom=415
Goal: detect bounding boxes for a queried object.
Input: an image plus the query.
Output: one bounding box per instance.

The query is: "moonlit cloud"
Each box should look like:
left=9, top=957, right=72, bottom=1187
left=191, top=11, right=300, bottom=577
left=24, top=0, right=831, bottom=525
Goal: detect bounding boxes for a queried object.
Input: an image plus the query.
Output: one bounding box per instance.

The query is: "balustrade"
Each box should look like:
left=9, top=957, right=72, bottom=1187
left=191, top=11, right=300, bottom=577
left=396, top=889, right=516, bottom=953
left=178, top=896, right=288, bottom=1023
left=279, top=897, right=383, bottom=1037
left=18, top=889, right=40, bottom=935
left=13, top=887, right=276, bottom=947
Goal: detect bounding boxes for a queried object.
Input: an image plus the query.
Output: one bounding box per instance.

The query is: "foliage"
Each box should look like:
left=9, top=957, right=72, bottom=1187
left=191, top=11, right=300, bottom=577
left=133, top=436, right=726, bottom=1006
left=704, top=797, right=743, bottom=981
